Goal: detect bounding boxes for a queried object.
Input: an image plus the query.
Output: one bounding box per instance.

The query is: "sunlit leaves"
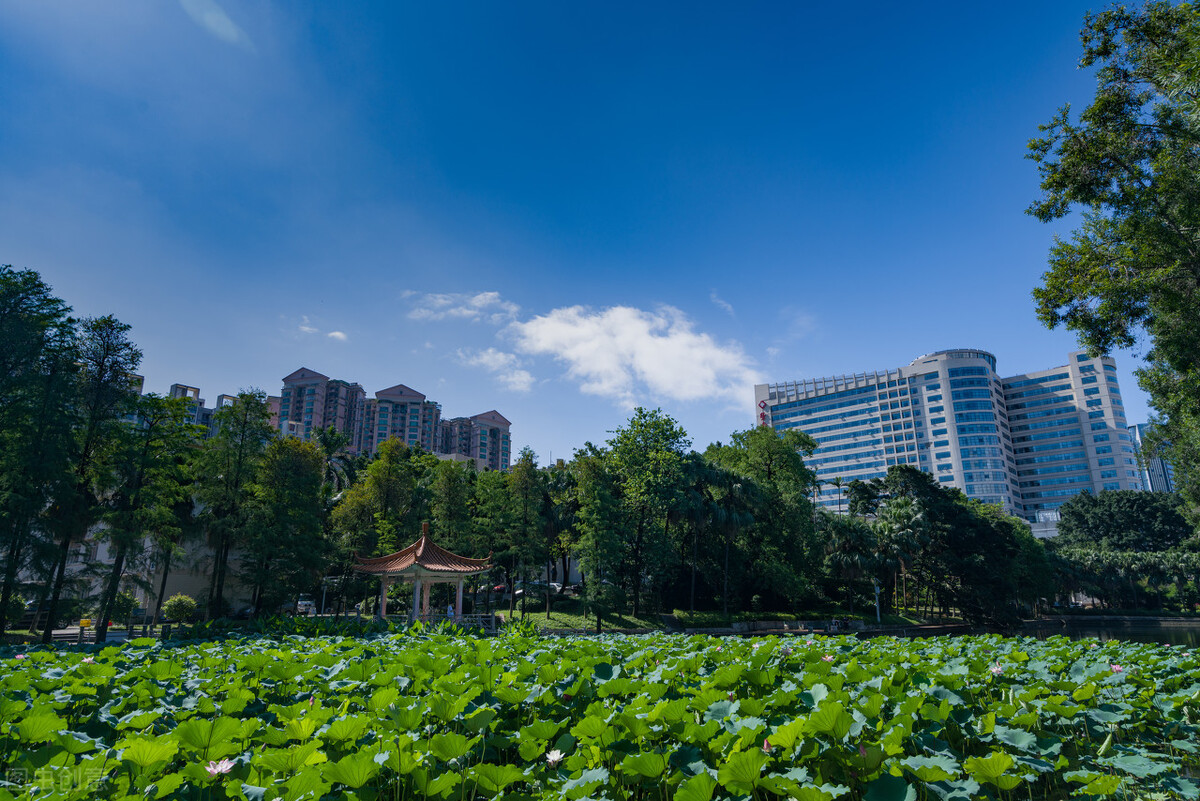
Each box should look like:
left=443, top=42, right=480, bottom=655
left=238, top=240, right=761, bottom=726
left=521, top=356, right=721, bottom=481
left=1, top=631, right=1199, bottom=800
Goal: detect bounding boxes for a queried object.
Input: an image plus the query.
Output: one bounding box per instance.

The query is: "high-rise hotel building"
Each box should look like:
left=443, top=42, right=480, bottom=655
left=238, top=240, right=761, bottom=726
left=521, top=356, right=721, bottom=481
left=755, top=349, right=1141, bottom=520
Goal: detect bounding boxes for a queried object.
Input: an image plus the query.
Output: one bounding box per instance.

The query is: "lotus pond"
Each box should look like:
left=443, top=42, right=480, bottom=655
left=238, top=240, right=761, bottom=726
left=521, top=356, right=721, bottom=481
left=1, top=632, right=1199, bottom=801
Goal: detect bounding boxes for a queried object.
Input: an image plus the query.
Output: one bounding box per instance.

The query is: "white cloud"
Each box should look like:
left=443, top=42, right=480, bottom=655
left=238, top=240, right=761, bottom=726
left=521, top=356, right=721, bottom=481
left=298, top=316, right=318, bottom=334
left=178, top=0, right=254, bottom=50
left=327, top=330, right=348, bottom=341
left=408, top=291, right=520, bottom=324
left=710, top=290, right=735, bottom=317
left=457, top=347, right=534, bottom=393
left=508, top=305, right=763, bottom=409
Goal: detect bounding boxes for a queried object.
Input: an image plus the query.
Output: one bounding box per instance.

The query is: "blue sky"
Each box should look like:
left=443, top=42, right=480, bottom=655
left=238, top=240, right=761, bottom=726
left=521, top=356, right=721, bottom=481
left=0, top=1, right=1152, bottom=462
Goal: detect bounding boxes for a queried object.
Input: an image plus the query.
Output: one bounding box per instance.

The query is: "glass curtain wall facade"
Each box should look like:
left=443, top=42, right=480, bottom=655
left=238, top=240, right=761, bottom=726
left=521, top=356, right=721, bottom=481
left=1128, top=423, right=1176, bottom=492
left=756, top=349, right=1140, bottom=520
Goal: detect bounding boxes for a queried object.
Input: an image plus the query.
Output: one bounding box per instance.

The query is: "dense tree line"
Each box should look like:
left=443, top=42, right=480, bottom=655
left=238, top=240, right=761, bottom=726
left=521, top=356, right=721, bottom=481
left=1047, top=490, right=1200, bottom=611
left=8, top=265, right=1200, bottom=636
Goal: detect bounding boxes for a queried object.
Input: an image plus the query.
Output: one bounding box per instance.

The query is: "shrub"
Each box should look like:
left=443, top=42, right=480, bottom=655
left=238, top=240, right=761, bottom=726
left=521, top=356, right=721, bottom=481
left=94, top=592, right=136, bottom=622
left=161, top=594, right=197, bottom=623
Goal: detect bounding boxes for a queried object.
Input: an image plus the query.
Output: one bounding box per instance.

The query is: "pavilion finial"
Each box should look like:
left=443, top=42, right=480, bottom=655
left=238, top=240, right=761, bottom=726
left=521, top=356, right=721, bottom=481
left=421, top=521, right=430, bottom=537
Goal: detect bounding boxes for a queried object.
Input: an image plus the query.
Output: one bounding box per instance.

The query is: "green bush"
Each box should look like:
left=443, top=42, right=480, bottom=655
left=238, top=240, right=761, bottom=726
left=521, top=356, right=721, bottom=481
left=161, top=594, right=197, bottom=623
left=94, top=591, right=136, bottom=622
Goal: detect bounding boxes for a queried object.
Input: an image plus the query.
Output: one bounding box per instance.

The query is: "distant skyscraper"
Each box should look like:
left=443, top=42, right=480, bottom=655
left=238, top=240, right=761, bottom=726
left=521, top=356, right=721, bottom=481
left=1128, top=423, right=1176, bottom=493
left=440, top=411, right=512, bottom=471
left=360, top=384, right=442, bottom=457
left=168, top=383, right=209, bottom=428
left=277, top=368, right=512, bottom=468
left=278, top=368, right=366, bottom=450
left=756, top=348, right=1139, bottom=520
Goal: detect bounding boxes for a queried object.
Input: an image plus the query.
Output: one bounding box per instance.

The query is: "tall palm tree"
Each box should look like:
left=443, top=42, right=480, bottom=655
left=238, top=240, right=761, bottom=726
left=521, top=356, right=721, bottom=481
left=824, top=515, right=875, bottom=613
left=830, top=476, right=846, bottom=516
left=312, top=426, right=354, bottom=499
left=872, top=497, right=925, bottom=614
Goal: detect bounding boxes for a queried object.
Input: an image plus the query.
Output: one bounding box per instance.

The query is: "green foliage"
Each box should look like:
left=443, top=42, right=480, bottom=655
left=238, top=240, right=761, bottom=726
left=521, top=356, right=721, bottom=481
left=241, top=437, right=329, bottom=610
left=0, top=633, right=1198, bottom=799
left=95, top=393, right=200, bottom=641
left=1056, top=490, right=1195, bottom=551
left=95, top=591, right=137, bottom=622
left=194, top=390, right=275, bottom=618
left=332, top=437, right=426, bottom=558
left=0, top=266, right=78, bottom=635
left=161, top=594, right=197, bottom=623
left=607, top=408, right=690, bottom=616
left=1027, top=2, right=1200, bottom=518
left=839, top=466, right=1053, bottom=624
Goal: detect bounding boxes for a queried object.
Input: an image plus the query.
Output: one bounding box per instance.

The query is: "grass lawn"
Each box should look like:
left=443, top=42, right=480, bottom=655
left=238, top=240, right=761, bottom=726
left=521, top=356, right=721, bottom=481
left=500, top=596, right=663, bottom=630
left=669, top=608, right=930, bottom=628
left=495, top=598, right=932, bottom=632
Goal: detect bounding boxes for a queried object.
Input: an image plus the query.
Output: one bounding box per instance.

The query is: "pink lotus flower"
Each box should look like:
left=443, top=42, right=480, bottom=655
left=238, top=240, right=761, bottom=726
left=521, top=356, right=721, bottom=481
left=82, top=656, right=94, bottom=664
left=761, top=738, right=772, bottom=753
left=205, top=758, right=234, bottom=777
left=1111, top=664, right=1123, bottom=673
left=990, top=663, right=1003, bottom=675
left=15, top=654, right=25, bottom=660
left=805, top=639, right=815, bottom=645
left=715, top=646, right=722, bottom=652
left=821, top=654, right=834, bottom=662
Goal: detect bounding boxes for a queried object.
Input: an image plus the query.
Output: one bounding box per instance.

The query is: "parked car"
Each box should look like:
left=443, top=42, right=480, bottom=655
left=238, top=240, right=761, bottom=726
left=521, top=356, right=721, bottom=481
left=280, top=595, right=317, bottom=616
left=17, top=601, right=50, bottom=630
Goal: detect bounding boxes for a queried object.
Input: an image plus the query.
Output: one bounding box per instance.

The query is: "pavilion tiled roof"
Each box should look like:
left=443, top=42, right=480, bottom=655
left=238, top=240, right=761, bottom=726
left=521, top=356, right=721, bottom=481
left=352, top=535, right=492, bottom=575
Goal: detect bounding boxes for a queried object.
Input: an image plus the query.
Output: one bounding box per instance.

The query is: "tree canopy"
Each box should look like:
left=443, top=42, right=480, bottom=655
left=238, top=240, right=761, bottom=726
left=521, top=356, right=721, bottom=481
left=1028, top=2, right=1200, bottom=517
left=1055, top=489, right=1194, bottom=551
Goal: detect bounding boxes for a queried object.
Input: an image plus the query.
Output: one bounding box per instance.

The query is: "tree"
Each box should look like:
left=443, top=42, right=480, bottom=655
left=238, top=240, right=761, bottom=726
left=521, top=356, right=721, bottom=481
left=506, top=447, right=544, bottom=617
left=94, top=394, right=199, bottom=642
left=42, top=316, right=142, bottom=643
left=430, top=459, right=474, bottom=553
left=872, top=496, right=925, bottom=613
left=1055, top=490, right=1194, bottom=551
left=194, top=391, right=274, bottom=618
left=241, top=437, right=328, bottom=614
left=469, top=469, right=513, bottom=613
left=705, top=426, right=818, bottom=612
left=823, top=514, right=876, bottom=612
left=538, top=461, right=577, bottom=618
left=0, top=267, right=77, bottom=635
left=607, top=408, right=690, bottom=617
left=846, top=478, right=881, bottom=518
left=829, top=477, right=846, bottom=515
left=1028, top=2, right=1200, bottom=516
left=312, top=427, right=354, bottom=493
left=333, top=438, right=426, bottom=558
left=572, top=443, right=623, bottom=632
